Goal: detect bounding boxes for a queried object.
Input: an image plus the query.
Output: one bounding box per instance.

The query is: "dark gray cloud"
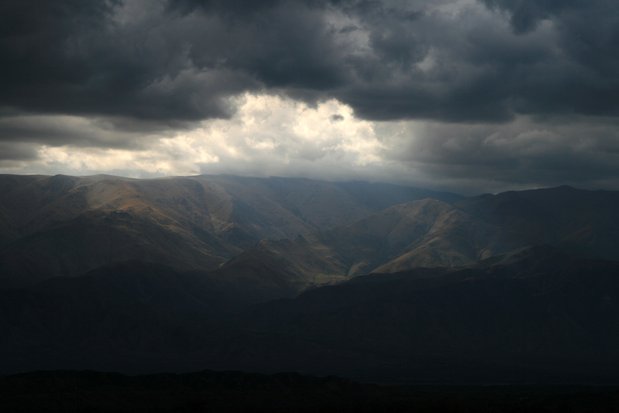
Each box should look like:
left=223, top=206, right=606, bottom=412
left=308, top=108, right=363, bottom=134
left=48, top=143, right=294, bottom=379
left=481, top=0, right=579, bottom=33
left=1, top=0, right=618, bottom=127
left=0, top=142, right=38, bottom=161
left=380, top=116, right=619, bottom=193
left=0, top=0, right=255, bottom=124
left=0, top=114, right=165, bottom=150
left=0, top=0, right=618, bottom=192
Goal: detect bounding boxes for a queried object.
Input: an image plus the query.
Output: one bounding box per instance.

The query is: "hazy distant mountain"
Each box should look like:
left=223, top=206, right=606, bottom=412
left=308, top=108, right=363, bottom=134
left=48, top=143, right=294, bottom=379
left=0, top=174, right=458, bottom=287
left=322, top=198, right=498, bottom=274
left=3, top=175, right=618, bottom=291
left=234, top=198, right=491, bottom=283
left=377, top=186, right=619, bottom=271
left=245, top=186, right=619, bottom=278
left=457, top=186, right=619, bottom=260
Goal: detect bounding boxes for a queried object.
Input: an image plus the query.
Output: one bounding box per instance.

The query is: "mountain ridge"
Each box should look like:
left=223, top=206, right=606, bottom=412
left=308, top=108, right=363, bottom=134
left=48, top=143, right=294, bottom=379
left=0, top=174, right=460, bottom=288
left=2, top=174, right=618, bottom=291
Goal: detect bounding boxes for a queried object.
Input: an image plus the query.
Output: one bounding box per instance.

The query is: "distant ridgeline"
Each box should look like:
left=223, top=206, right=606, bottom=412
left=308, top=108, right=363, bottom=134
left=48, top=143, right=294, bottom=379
left=1, top=174, right=619, bottom=383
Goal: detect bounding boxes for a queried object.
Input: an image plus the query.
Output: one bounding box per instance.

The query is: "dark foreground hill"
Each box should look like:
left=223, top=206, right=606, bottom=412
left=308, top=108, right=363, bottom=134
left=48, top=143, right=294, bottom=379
left=2, top=247, right=619, bottom=384
left=1, top=370, right=618, bottom=413
left=0, top=260, right=301, bottom=375
left=210, top=247, right=619, bottom=383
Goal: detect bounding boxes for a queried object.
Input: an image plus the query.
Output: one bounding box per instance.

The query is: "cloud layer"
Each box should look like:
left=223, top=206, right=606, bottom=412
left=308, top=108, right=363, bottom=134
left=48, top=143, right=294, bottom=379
left=1, top=0, right=618, bottom=193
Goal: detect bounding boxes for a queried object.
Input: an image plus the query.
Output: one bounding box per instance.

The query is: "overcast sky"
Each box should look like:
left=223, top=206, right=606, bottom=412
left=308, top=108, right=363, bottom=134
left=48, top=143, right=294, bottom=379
left=1, top=0, right=618, bottom=193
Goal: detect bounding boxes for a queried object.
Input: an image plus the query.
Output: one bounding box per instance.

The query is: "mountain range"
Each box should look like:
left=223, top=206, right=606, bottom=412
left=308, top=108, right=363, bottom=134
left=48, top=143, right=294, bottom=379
left=0, top=174, right=457, bottom=288
left=1, top=174, right=618, bottom=383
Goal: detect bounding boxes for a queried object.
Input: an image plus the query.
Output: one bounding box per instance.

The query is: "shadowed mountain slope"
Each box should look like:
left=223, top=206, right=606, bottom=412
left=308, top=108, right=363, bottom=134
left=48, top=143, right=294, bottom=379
left=456, top=186, right=619, bottom=260
left=232, top=198, right=500, bottom=282
left=244, top=186, right=619, bottom=278
left=0, top=174, right=458, bottom=287
left=3, top=175, right=617, bottom=291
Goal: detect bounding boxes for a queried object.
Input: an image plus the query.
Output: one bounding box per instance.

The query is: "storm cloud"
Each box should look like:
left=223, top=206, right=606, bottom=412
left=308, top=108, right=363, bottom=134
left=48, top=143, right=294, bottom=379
left=1, top=0, right=618, bottom=192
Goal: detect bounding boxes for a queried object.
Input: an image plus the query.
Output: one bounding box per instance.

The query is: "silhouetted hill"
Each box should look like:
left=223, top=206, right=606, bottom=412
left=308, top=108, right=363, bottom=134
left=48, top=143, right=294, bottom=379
left=0, top=263, right=202, bottom=373
left=0, top=260, right=299, bottom=375
left=219, top=247, right=619, bottom=383
left=2, top=248, right=619, bottom=383
left=1, top=370, right=619, bottom=412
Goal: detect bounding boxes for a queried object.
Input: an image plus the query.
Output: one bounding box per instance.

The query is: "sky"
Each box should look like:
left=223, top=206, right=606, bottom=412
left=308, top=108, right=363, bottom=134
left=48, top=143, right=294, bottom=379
left=1, top=0, right=618, bottom=194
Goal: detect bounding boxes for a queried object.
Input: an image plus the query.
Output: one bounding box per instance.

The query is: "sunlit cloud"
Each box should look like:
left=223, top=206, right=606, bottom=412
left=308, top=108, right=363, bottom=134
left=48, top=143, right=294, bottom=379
left=4, top=94, right=399, bottom=182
